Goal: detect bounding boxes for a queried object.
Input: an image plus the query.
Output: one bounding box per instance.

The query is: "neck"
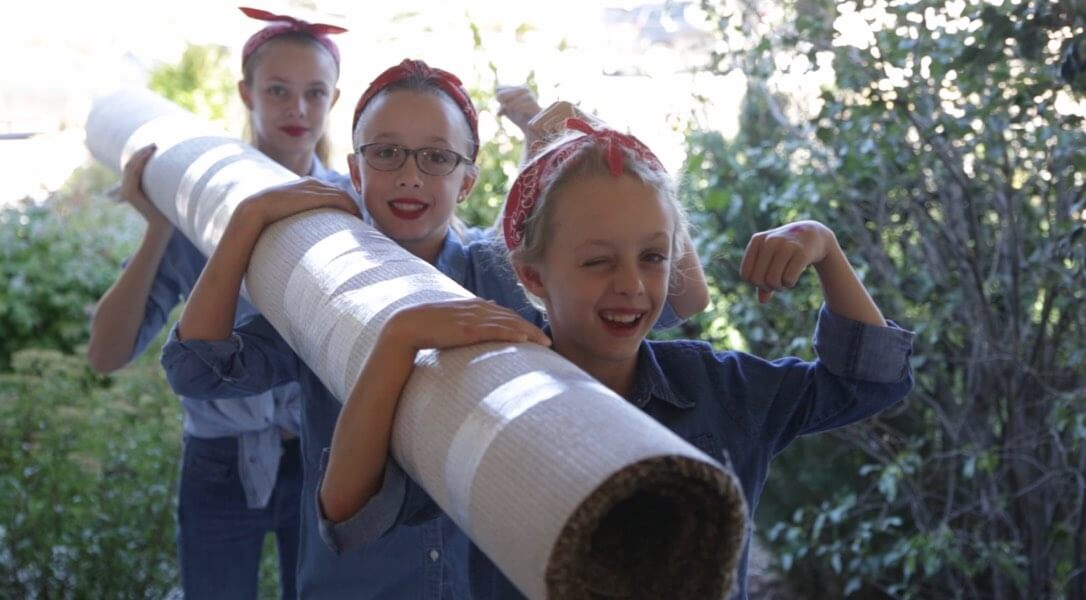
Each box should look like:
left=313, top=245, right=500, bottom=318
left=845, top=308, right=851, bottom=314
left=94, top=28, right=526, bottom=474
left=259, top=143, right=314, bottom=177
left=552, top=338, right=639, bottom=399
left=402, top=234, right=446, bottom=266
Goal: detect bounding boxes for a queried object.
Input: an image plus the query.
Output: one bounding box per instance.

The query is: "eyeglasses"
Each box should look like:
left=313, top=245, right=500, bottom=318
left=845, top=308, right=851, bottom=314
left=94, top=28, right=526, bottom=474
left=356, top=143, right=472, bottom=176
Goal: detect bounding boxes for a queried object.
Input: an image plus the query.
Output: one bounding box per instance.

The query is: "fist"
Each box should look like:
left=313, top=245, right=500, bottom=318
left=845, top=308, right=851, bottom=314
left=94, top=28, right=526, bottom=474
left=739, top=220, right=835, bottom=303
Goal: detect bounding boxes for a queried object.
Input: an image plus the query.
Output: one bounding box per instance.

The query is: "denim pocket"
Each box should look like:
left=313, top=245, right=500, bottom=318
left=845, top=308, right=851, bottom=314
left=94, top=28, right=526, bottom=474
left=185, top=450, right=235, bottom=483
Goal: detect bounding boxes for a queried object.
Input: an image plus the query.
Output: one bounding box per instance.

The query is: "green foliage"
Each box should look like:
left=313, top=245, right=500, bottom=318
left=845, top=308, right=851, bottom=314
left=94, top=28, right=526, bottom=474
left=147, top=44, right=236, bottom=126
left=0, top=176, right=140, bottom=370
left=690, top=0, right=1086, bottom=597
left=459, top=73, right=532, bottom=230
left=0, top=347, right=181, bottom=597
left=460, top=94, right=526, bottom=230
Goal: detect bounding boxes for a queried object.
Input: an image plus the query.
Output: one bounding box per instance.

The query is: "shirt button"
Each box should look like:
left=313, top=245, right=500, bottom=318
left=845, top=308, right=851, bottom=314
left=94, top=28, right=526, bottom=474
left=429, top=549, right=440, bottom=561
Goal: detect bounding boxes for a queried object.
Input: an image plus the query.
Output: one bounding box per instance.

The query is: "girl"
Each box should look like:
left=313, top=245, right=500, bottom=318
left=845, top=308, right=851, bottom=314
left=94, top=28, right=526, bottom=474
left=318, top=119, right=915, bottom=598
left=87, top=8, right=345, bottom=598
left=161, top=60, right=710, bottom=598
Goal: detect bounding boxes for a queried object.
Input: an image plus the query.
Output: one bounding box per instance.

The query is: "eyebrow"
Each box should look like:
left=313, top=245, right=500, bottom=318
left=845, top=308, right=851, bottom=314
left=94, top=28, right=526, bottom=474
left=370, top=133, right=454, bottom=146
left=575, top=232, right=671, bottom=250
left=265, top=76, right=330, bottom=88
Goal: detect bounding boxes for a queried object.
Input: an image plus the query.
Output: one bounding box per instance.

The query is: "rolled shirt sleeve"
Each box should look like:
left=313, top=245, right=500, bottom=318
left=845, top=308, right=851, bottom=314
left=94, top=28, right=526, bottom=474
left=315, top=448, right=443, bottom=555
left=161, top=314, right=298, bottom=399
left=812, top=305, right=914, bottom=383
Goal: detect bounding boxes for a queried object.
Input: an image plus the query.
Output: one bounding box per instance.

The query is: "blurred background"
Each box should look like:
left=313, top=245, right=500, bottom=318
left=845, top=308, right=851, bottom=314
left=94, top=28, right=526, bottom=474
left=1, top=1, right=1084, bottom=598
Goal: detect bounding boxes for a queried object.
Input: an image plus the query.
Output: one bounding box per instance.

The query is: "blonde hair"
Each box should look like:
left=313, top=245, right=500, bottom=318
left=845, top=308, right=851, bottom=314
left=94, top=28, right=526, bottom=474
left=241, top=33, right=338, bottom=167
left=507, top=132, right=691, bottom=311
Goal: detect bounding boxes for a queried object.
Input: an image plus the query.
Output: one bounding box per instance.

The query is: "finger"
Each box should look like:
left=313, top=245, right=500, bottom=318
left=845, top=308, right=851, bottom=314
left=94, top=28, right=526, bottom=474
left=123, top=144, right=156, bottom=179
left=758, top=287, right=774, bottom=304
left=739, top=235, right=761, bottom=282
left=749, top=237, right=777, bottom=289
left=524, top=325, right=551, bottom=346
left=781, top=252, right=808, bottom=289
left=763, top=246, right=793, bottom=291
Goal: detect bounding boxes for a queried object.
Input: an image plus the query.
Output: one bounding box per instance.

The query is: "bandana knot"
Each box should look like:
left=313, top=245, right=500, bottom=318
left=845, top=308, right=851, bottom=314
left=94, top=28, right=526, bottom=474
left=240, top=7, right=346, bottom=68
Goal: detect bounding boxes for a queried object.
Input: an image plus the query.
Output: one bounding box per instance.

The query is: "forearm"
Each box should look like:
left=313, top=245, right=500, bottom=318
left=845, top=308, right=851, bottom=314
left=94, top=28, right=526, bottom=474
left=177, top=205, right=263, bottom=341
left=667, top=233, right=710, bottom=319
left=815, top=244, right=886, bottom=327
left=321, top=330, right=417, bottom=522
left=87, top=221, right=174, bottom=372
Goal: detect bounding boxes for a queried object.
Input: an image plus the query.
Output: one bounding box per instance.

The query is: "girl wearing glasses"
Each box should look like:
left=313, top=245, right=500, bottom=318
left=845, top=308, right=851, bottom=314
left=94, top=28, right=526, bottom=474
left=161, top=59, right=709, bottom=597
left=87, top=8, right=347, bottom=598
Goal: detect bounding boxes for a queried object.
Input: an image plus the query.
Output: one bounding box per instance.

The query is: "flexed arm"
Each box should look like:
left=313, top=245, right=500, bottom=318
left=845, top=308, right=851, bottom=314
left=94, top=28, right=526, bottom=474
left=740, top=220, right=886, bottom=327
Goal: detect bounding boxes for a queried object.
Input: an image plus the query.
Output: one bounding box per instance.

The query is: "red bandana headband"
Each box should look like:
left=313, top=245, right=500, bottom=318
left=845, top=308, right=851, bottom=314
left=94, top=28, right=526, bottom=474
left=240, top=7, right=347, bottom=68
left=351, top=59, right=480, bottom=160
left=502, top=118, right=665, bottom=250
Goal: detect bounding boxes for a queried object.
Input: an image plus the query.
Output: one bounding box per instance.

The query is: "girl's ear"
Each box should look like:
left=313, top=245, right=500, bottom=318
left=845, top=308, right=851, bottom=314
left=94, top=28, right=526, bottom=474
left=347, top=154, right=363, bottom=193
left=515, top=262, right=547, bottom=300
left=331, top=87, right=342, bottom=108
left=238, top=80, right=253, bottom=111
left=457, top=168, right=478, bottom=204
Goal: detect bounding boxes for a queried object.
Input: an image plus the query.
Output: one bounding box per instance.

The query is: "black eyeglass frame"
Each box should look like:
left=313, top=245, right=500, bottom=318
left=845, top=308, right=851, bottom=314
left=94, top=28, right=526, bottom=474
left=355, top=143, right=473, bottom=176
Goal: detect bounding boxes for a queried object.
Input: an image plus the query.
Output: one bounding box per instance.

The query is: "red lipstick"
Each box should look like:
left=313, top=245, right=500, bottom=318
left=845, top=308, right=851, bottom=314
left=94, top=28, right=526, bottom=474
left=388, top=198, right=428, bottom=220
left=280, top=126, right=309, bottom=137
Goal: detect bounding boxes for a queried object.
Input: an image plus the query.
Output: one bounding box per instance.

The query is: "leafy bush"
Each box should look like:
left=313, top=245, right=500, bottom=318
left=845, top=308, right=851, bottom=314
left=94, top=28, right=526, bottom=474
left=0, top=170, right=139, bottom=370
left=686, top=1, right=1086, bottom=598
left=0, top=347, right=181, bottom=598
left=148, top=43, right=236, bottom=127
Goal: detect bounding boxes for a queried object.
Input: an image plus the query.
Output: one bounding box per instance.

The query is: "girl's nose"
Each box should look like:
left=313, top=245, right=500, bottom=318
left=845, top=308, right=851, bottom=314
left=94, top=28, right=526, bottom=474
left=613, top=262, right=645, bottom=296
left=287, top=96, right=306, bottom=118
left=395, top=155, right=424, bottom=188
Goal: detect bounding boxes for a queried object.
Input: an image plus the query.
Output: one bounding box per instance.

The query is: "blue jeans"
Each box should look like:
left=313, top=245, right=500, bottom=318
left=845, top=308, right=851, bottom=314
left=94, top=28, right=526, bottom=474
left=177, top=435, right=302, bottom=599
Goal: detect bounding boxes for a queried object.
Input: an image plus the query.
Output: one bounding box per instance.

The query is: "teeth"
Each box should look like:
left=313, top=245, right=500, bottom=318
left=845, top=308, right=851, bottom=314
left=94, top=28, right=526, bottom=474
left=601, top=312, right=640, bottom=324
left=391, top=202, right=424, bottom=212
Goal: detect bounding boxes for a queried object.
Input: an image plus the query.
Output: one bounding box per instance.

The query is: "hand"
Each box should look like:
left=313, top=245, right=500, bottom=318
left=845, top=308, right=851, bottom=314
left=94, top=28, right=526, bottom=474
left=525, top=100, right=589, bottom=139
left=236, top=177, right=362, bottom=229
left=387, top=298, right=551, bottom=353
left=496, top=85, right=544, bottom=133
left=740, top=220, right=836, bottom=304
left=117, top=144, right=170, bottom=228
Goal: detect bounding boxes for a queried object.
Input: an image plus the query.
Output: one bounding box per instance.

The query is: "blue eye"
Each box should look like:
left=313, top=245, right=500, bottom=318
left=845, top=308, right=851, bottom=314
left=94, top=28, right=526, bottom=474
left=422, top=149, right=452, bottom=164
left=373, top=145, right=401, bottom=159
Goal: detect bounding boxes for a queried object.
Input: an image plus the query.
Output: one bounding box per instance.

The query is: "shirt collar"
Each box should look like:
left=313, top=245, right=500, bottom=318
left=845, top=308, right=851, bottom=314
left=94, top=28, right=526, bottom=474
left=537, top=326, right=694, bottom=411
left=307, top=154, right=330, bottom=180
left=434, top=227, right=468, bottom=283
left=628, top=341, right=694, bottom=410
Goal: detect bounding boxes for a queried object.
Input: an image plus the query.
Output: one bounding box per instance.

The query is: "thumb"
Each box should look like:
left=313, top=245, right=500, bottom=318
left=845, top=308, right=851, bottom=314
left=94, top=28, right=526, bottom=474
left=757, top=287, right=774, bottom=304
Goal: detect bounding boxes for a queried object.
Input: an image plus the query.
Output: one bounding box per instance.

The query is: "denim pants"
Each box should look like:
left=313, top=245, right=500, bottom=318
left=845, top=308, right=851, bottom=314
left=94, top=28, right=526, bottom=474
left=178, top=435, right=302, bottom=599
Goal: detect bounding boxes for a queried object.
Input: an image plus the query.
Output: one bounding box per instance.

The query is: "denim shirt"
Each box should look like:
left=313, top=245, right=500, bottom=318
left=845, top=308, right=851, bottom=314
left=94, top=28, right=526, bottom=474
left=317, top=306, right=915, bottom=599
left=130, top=156, right=349, bottom=509
left=161, top=227, right=542, bottom=599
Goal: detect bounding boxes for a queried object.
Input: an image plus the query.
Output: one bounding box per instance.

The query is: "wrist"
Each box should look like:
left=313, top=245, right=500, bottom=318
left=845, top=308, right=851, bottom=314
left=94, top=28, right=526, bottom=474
left=145, top=216, right=174, bottom=236
left=814, top=240, right=848, bottom=277
left=381, top=310, right=424, bottom=358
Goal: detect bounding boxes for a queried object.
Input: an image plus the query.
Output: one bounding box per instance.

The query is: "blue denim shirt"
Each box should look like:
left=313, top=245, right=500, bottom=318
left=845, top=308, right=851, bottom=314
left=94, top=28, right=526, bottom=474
left=317, top=306, right=915, bottom=599
left=161, top=228, right=542, bottom=599
left=129, top=156, right=351, bottom=509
